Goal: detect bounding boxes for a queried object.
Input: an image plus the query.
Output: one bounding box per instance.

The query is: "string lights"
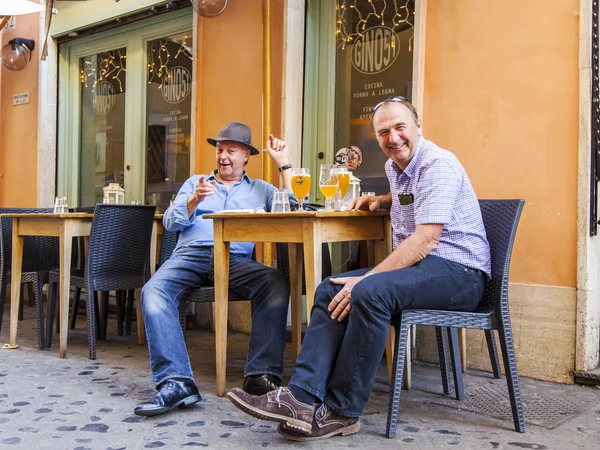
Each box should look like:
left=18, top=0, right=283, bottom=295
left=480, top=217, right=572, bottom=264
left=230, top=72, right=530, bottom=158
left=336, top=0, right=414, bottom=50
left=80, top=49, right=127, bottom=93
left=79, top=34, right=193, bottom=95
left=147, top=34, right=193, bottom=89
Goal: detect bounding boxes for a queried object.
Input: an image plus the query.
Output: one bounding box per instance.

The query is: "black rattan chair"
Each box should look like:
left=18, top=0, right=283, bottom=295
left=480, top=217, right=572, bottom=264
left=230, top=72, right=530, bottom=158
left=386, top=199, right=526, bottom=437
left=47, top=204, right=156, bottom=359
left=0, top=208, right=58, bottom=349
left=158, top=230, right=262, bottom=337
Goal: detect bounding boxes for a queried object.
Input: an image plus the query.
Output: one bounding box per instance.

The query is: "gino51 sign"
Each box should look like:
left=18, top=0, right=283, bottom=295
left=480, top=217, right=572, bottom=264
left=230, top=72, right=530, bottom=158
left=351, top=26, right=400, bottom=75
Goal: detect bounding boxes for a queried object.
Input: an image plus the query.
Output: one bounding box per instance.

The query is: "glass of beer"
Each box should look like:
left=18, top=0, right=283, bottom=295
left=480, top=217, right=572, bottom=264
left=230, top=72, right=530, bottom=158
left=291, top=168, right=311, bottom=211
left=336, top=165, right=350, bottom=199
left=319, top=164, right=339, bottom=211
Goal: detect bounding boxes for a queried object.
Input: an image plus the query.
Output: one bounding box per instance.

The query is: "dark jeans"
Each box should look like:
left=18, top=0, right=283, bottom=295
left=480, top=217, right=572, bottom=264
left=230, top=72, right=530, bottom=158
left=289, top=255, right=485, bottom=417
left=141, top=246, right=290, bottom=387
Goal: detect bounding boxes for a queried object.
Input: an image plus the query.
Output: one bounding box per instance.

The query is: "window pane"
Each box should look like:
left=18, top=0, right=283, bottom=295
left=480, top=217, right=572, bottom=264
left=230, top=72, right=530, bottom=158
left=79, top=48, right=127, bottom=206
left=334, top=0, right=415, bottom=194
left=146, top=31, right=193, bottom=212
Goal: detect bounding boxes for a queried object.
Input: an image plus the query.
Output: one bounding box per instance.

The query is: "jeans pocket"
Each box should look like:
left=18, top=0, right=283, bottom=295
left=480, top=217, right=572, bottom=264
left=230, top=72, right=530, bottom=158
left=449, top=275, right=484, bottom=310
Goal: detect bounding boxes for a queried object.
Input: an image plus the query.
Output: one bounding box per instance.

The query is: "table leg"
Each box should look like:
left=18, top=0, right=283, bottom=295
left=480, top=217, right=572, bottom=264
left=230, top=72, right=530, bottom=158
left=137, top=221, right=159, bottom=347
left=459, top=328, right=467, bottom=372
left=9, top=219, right=24, bottom=348
left=288, top=243, right=303, bottom=359
left=59, top=222, right=74, bottom=358
left=302, top=218, right=322, bottom=324
left=135, top=288, right=145, bottom=346
left=213, top=219, right=230, bottom=397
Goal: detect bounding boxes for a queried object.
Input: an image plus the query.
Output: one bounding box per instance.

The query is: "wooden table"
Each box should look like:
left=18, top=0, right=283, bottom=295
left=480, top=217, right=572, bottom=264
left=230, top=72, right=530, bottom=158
left=4, top=212, right=164, bottom=357
left=203, top=210, right=392, bottom=397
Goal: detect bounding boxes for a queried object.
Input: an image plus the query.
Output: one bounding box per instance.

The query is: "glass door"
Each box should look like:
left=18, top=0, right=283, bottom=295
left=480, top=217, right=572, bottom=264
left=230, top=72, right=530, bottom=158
left=79, top=47, right=127, bottom=205
left=58, top=11, right=193, bottom=210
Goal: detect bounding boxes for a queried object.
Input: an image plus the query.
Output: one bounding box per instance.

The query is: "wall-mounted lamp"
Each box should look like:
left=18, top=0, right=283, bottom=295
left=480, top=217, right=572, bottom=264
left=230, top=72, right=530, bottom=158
left=1, top=38, right=35, bottom=71
left=191, top=0, right=228, bottom=18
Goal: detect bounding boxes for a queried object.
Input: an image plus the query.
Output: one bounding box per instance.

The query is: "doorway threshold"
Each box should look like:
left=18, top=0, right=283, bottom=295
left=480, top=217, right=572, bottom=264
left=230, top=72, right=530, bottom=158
left=573, top=366, right=600, bottom=386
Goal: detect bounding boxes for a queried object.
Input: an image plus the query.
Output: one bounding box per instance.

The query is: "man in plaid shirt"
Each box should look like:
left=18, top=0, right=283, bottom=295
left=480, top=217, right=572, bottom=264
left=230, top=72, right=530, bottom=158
left=228, top=97, right=491, bottom=441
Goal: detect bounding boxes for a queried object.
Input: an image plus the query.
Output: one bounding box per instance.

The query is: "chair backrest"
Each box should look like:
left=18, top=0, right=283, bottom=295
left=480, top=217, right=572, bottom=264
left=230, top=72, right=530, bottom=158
left=159, top=229, right=258, bottom=268
left=159, top=229, right=179, bottom=267
left=276, top=243, right=332, bottom=294
left=86, top=204, right=156, bottom=291
left=0, top=207, right=59, bottom=274
left=478, top=199, right=525, bottom=312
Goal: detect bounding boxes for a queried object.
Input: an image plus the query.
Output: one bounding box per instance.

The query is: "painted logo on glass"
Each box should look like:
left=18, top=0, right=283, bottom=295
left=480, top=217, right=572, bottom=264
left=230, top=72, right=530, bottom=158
left=161, top=66, right=192, bottom=104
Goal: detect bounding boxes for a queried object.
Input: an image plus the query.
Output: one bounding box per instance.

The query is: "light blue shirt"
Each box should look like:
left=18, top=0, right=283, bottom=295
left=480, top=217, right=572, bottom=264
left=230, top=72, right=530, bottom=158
left=163, top=171, right=288, bottom=257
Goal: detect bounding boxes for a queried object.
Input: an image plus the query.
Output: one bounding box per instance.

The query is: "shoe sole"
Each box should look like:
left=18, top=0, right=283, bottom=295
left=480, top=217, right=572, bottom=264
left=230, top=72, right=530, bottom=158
left=277, top=421, right=361, bottom=441
left=226, top=391, right=312, bottom=434
left=134, top=394, right=202, bottom=417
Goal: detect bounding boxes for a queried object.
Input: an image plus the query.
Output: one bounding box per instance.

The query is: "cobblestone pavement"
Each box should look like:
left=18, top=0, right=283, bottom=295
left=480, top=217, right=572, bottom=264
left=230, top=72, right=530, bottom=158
left=1, top=305, right=599, bottom=449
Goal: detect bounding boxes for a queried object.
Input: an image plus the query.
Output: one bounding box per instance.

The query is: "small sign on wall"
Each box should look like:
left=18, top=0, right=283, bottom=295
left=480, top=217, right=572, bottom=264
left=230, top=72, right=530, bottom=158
left=13, top=92, right=30, bottom=105
left=6, top=16, right=16, bottom=30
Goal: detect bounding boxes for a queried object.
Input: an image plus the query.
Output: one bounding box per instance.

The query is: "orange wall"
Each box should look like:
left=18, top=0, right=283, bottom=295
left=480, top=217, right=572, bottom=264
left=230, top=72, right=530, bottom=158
left=0, top=13, right=40, bottom=206
left=424, top=0, right=579, bottom=287
left=195, top=0, right=283, bottom=184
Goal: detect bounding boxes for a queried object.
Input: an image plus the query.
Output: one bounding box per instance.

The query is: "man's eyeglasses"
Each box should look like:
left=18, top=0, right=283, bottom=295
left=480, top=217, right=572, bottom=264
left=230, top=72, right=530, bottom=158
left=372, top=96, right=409, bottom=113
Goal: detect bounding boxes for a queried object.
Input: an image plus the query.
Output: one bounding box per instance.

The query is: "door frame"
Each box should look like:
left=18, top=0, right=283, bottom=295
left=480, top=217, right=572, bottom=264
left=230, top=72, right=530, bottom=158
left=57, top=10, right=193, bottom=205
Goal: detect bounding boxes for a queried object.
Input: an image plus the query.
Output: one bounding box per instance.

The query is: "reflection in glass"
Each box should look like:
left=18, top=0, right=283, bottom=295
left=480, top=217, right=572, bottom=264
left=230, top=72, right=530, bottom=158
left=146, top=31, right=193, bottom=212
left=334, top=0, right=415, bottom=195
left=79, top=48, right=127, bottom=206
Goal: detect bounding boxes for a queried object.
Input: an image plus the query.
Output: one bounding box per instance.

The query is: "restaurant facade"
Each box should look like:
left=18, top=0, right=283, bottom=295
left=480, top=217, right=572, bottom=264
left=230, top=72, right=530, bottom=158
left=0, top=0, right=598, bottom=385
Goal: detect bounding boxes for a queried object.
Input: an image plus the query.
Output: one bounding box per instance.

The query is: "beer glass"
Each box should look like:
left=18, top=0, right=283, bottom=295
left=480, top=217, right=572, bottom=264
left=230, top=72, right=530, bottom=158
left=319, top=164, right=339, bottom=211
left=291, top=168, right=311, bottom=211
left=336, top=166, right=350, bottom=199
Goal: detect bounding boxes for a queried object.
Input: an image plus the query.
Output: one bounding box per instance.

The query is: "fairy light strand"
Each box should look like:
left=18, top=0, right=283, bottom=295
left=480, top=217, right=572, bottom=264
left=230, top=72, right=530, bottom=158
left=336, top=0, right=414, bottom=50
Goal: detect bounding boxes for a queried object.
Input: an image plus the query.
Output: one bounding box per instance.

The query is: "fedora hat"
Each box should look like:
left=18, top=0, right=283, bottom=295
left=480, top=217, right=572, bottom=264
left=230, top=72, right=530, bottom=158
left=207, top=121, right=259, bottom=155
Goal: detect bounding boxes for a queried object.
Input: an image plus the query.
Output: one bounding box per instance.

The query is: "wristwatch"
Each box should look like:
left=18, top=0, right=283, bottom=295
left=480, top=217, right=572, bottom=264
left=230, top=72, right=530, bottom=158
left=278, top=164, right=292, bottom=172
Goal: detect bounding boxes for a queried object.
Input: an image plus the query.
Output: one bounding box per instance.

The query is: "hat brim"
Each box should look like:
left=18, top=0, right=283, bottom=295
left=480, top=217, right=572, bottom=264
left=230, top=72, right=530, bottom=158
left=207, top=137, right=259, bottom=155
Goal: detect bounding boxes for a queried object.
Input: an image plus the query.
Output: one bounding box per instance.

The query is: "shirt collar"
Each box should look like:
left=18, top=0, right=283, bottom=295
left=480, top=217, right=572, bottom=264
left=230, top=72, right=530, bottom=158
left=207, top=170, right=251, bottom=184
left=398, top=137, right=424, bottom=179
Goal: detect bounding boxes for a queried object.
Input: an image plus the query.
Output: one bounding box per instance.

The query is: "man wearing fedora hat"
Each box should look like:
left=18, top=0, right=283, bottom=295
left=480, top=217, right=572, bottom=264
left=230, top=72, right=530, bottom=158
left=135, top=121, right=295, bottom=417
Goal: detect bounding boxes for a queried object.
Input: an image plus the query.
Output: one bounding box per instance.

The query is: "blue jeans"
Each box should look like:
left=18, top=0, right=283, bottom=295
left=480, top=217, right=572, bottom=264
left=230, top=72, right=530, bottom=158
left=289, top=255, right=486, bottom=417
left=141, top=245, right=290, bottom=387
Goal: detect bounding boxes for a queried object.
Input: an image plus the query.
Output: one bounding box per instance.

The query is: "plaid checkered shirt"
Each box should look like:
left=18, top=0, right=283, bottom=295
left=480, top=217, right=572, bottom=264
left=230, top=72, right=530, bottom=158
left=385, top=137, right=491, bottom=277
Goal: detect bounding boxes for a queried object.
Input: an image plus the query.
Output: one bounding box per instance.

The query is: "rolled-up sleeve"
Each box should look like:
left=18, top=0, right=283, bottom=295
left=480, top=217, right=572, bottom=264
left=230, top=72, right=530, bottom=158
left=163, top=177, right=197, bottom=231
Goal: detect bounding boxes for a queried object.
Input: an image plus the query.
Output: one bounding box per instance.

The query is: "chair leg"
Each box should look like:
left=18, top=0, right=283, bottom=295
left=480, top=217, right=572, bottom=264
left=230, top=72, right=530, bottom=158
left=447, top=328, right=464, bottom=401
left=34, top=276, right=45, bottom=350
left=18, top=284, right=25, bottom=320
left=125, top=289, right=134, bottom=336
left=46, top=283, right=57, bottom=349
left=93, top=291, right=101, bottom=341
left=70, top=287, right=82, bottom=330
left=27, top=282, right=35, bottom=307
left=101, top=291, right=110, bottom=340
left=0, top=273, right=7, bottom=334
left=498, top=322, right=526, bottom=432
left=435, top=326, right=451, bottom=395
left=87, top=286, right=97, bottom=360
left=485, top=329, right=502, bottom=379
left=385, top=319, right=411, bottom=439
left=116, top=291, right=124, bottom=336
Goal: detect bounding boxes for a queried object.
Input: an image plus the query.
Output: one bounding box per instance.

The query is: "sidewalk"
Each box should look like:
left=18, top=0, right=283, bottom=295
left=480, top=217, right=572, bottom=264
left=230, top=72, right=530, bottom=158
left=1, top=306, right=599, bottom=449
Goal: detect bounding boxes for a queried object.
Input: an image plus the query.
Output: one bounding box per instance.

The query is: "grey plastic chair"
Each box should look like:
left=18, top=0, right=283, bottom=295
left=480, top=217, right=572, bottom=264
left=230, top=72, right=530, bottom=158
left=386, top=199, right=526, bottom=437
left=47, top=204, right=155, bottom=359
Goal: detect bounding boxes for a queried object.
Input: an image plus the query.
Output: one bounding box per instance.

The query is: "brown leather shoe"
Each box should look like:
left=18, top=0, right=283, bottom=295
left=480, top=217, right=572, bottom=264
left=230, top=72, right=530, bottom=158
left=226, top=387, right=314, bottom=434
left=277, top=403, right=360, bottom=441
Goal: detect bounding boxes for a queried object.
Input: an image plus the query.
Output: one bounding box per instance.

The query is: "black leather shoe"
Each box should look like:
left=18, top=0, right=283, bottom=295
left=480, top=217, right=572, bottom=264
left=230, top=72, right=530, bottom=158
left=134, top=379, right=202, bottom=417
left=243, top=374, right=281, bottom=396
